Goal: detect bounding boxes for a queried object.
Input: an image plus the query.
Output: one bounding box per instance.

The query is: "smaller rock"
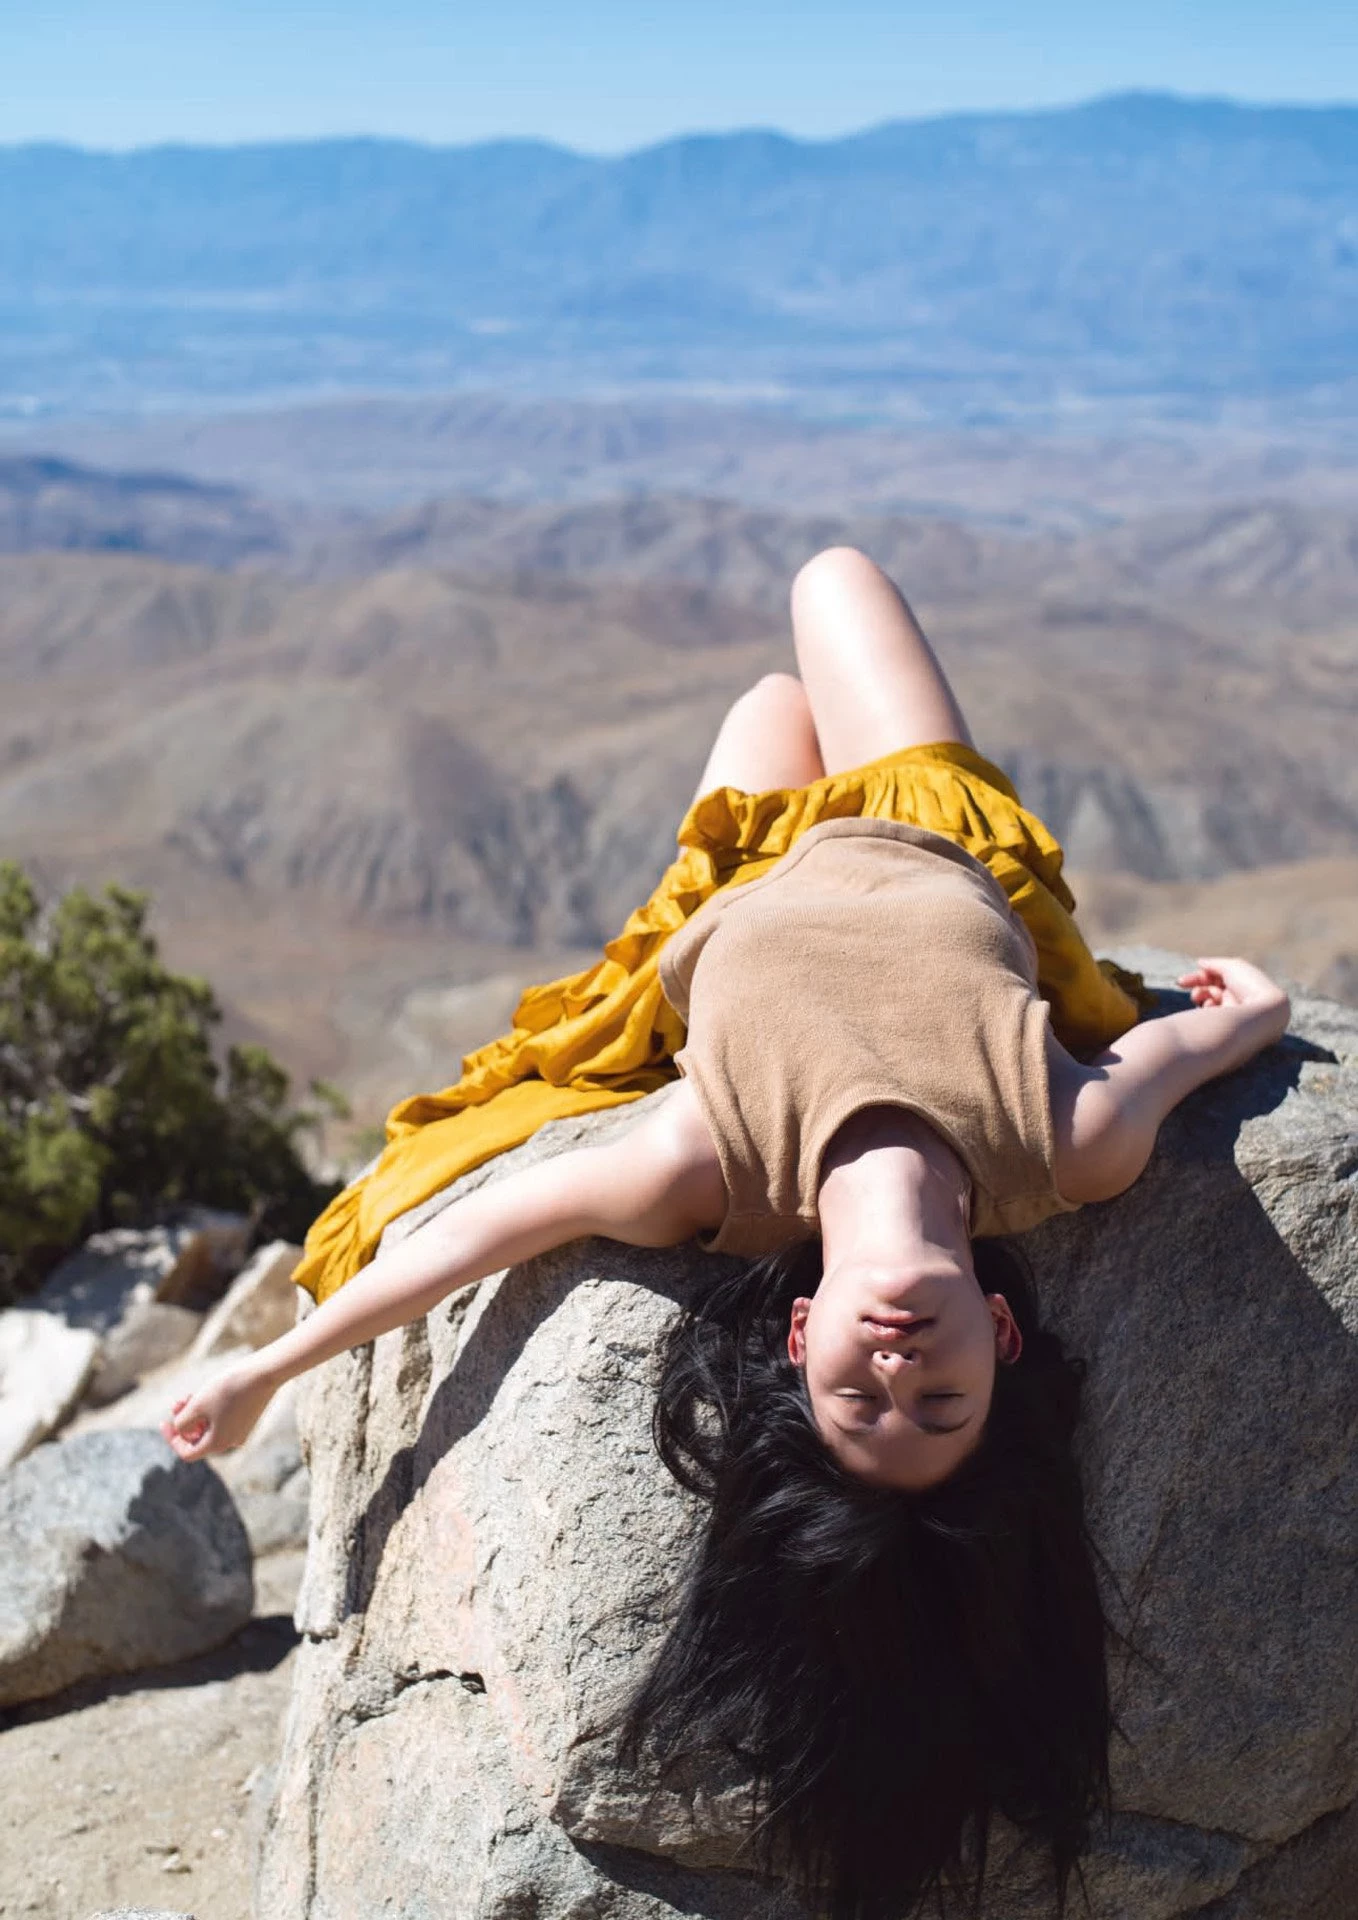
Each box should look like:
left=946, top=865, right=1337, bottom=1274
left=189, top=1240, right=301, bottom=1359
left=84, top=1300, right=203, bottom=1409
left=86, top=1911, right=197, bottom=1918
left=213, top=1378, right=310, bottom=1557
left=38, top=1226, right=216, bottom=1330
left=0, top=1429, right=253, bottom=1708
left=66, top=1345, right=312, bottom=1555
left=0, top=1311, right=100, bottom=1469
left=179, top=1207, right=253, bottom=1281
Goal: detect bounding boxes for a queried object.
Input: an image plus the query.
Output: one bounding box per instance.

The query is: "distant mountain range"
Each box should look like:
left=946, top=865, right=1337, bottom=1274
left=4, top=92, right=1357, bottom=421
left=7, top=449, right=1358, bottom=638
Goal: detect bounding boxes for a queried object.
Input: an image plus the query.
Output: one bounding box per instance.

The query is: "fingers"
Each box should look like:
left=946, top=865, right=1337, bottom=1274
left=1178, top=973, right=1224, bottom=1005
left=160, top=1395, right=212, bottom=1460
left=1178, top=960, right=1227, bottom=1006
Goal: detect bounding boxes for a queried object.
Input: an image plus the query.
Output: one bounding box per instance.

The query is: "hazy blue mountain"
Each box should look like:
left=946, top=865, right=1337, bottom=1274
left=3, top=93, right=1356, bottom=421
left=0, top=454, right=295, bottom=565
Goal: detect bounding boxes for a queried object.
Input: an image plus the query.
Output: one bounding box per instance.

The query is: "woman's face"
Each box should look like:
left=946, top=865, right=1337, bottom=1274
left=788, top=1254, right=1020, bottom=1491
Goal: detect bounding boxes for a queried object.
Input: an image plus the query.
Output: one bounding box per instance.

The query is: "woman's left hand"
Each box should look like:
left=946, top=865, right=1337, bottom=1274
left=160, top=1363, right=277, bottom=1462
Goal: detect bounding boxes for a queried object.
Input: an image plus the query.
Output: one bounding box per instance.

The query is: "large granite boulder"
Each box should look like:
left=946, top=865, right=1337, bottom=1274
left=257, top=962, right=1357, bottom=1919
left=0, top=1429, right=253, bottom=1707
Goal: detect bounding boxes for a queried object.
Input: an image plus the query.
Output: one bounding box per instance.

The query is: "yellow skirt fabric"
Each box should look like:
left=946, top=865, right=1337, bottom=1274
left=295, top=742, right=1144, bottom=1303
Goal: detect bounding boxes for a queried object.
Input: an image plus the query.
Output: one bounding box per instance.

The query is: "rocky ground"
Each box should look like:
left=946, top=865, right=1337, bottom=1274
left=0, top=1226, right=314, bottom=1920
left=0, top=1552, right=302, bottom=1920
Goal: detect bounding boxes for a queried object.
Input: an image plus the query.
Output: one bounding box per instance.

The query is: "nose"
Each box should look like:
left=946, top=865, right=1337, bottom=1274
left=871, top=1345, right=920, bottom=1373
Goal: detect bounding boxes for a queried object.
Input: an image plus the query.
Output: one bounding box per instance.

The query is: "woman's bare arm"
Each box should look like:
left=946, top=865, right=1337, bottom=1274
left=162, top=1085, right=724, bottom=1460
left=1052, top=957, right=1292, bottom=1204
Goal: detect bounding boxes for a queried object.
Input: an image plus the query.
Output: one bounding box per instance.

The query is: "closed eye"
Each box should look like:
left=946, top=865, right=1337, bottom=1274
left=835, top=1388, right=970, bottom=1437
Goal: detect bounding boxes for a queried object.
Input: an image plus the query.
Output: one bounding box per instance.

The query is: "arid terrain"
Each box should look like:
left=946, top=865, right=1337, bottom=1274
left=9, top=393, right=1358, bottom=524
left=2, top=406, right=1357, bottom=1153
left=0, top=1555, right=303, bottom=1920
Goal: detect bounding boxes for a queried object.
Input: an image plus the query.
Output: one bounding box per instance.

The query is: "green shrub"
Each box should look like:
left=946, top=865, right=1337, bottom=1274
left=0, top=861, right=342, bottom=1302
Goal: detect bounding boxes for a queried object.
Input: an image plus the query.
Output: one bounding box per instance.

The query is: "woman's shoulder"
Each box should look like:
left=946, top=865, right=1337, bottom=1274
left=1043, top=1024, right=1150, bottom=1207
left=1043, top=1027, right=1111, bottom=1205
left=615, top=1082, right=729, bottom=1242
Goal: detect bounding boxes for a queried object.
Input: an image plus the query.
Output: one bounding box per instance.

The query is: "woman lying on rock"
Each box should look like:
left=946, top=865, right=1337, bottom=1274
left=164, top=547, right=1290, bottom=1920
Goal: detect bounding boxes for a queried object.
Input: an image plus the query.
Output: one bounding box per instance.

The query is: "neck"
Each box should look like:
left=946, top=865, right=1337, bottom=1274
left=818, top=1107, right=972, bottom=1274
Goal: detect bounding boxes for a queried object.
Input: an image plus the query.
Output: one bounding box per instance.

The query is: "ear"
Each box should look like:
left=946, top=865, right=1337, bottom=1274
left=788, top=1297, right=812, bottom=1367
left=987, top=1293, right=1023, bottom=1366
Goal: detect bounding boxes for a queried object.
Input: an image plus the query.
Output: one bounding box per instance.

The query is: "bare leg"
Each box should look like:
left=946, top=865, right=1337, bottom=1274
left=692, top=672, right=826, bottom=802
left=789, top=546, right=974, bottom=773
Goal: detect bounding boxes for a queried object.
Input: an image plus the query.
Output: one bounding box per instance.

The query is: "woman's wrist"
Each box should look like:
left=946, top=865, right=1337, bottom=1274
left=1213, top=990, right=1290, bottom=1072
left=236, top=1340, right=295, bottom=1395
left=1236, top=986, right=1290, bottom=1047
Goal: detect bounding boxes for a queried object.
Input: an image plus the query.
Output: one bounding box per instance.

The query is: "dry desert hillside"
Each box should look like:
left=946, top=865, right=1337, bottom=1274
left=1, top=470, right=1355, bottom=1140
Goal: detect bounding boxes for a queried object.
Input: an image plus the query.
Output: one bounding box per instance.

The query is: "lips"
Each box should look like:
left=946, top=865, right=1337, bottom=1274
left=862, top=1314, right=935, bottom=1340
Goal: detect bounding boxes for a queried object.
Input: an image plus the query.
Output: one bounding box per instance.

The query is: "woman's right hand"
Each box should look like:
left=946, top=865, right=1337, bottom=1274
left=160, top=1362, right=277, bottom=1462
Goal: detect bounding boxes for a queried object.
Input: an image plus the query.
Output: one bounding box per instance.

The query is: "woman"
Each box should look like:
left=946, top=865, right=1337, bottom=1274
left=164, top=547, right=1289, bottom=1917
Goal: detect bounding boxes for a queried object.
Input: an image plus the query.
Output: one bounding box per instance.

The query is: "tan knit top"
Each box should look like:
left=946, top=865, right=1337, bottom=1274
left=658, top=817, right=1078, bottom=1256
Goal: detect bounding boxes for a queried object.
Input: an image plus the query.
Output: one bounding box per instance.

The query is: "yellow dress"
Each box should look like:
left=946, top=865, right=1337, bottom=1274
left=295, top=742, right=1144, bottom=1303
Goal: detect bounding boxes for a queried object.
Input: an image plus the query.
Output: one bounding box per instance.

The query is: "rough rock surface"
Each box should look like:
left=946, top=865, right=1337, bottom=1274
left=213, top=1377, right=312, bottom=1559
left=257, top=957, right=1357, bottom=1919
left=84, top=1299, right=204, bottom=1408
left=37, top=1224, right=229, bottom=1327
left=64, top=1346, right=312, bottom=1557
left=178, top=1207, right=253, bottom=1281
left=0, top=1310, right=100, bottom=1468
left=188, top=1240, right=302, bottom=1360
left=0, top=1429, right=253, bottom=1708
left=27, top=1221, right=251, bottom=1418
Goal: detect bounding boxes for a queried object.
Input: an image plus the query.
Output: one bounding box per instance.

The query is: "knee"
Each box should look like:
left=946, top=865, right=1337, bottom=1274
left=790, top=545, right=887, bottom=613
left=726, top=670, right=807, bottom=718
left=720, top=671, right=812, bottom=736
left=747, top=670, right=807, bottom=706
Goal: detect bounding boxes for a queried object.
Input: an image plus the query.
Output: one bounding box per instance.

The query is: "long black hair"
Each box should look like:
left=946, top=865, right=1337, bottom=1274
left=621, top=1238, right=1111, bottom=1920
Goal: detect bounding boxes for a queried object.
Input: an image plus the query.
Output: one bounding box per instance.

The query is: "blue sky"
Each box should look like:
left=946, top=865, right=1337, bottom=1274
left=3, top=0, right=1356, bottom=152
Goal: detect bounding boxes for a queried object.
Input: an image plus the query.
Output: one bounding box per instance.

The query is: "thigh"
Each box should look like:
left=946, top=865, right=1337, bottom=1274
left=691, top=673, right=826, bottom=802
left=790, top=546, right=974, bottom=773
